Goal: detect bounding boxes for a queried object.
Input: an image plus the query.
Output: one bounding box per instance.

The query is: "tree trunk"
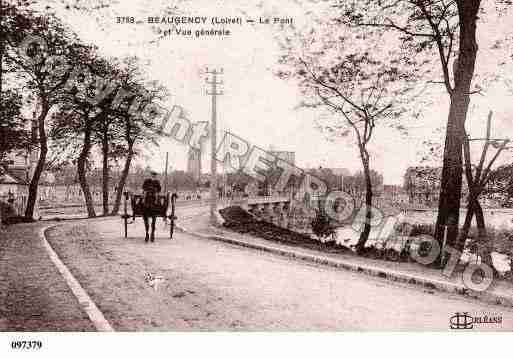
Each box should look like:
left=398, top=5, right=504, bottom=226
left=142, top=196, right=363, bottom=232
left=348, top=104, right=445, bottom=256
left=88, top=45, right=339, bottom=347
left=434, top=1, right=480, bottom=255
left=459, top=127, right=474, bottom=252
left=111, top=143, right=134, bottom=215
left=24, top=104, right=49, bottom=219
left=457, top=193, right=492, bottom=264
left=356, top=151, right=373, bottom=254
left=101, top=124, right=109, bottom=216
left=461, top=194, right=487, bottom=243
left=458, top=191, right=484, bottom=252
left=434, top=94, right=468, bottom=252
left=474, top=199, right=486, bottom=238
left=77, top=122, right=96, bottom=218
left=473, top=200, right=493, bottom=266
left=458, top=199, right=475, bottom=251
left=0, top=9, right=3, bottom=97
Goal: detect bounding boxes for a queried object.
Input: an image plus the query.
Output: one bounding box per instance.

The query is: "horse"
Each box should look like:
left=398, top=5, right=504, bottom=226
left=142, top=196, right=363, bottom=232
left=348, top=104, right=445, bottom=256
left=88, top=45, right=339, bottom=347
left=142, top=190, right=158, bottom=242
left=140, top=191, right=178, bottom=242
left=142, top=188, right=172, bottom=242
left=123, top=191, right=178, bottom=241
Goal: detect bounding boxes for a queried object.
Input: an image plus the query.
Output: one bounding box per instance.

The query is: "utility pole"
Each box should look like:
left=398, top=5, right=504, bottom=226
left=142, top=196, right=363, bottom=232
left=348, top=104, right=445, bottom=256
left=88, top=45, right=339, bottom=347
left=206, top=68, right=223, bottom=225
left=163, top=152, right=169, bottom=193
left=0, top=0, right=3, bottom=97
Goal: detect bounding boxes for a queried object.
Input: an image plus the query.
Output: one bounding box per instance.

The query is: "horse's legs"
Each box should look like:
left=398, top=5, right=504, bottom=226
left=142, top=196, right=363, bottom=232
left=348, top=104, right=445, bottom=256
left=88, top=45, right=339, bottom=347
left=143, top=215, right=150, bottom=242
left=150, top=216, right=157, bottom=241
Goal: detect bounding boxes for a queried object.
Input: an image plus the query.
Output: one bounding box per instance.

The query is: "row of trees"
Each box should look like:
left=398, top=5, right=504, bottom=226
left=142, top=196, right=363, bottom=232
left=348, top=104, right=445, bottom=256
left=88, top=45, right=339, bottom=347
left=226, top=164, right=384, bottom=200
left=49, top=164, right=203, bottom=199
left=1, top=1, right=168, bottom=218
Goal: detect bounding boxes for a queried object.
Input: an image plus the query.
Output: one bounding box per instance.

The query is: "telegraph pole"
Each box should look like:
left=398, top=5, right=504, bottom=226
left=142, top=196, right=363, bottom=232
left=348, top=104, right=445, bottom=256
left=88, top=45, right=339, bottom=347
left=163, top=152, right=169, bottom=193
left=206, top=68, right=223, bottom=225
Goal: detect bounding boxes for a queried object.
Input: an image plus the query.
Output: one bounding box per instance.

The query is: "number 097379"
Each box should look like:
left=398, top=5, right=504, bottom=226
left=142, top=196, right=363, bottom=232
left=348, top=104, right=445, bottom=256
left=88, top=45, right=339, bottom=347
left=10, top=340, right=43, bottom=350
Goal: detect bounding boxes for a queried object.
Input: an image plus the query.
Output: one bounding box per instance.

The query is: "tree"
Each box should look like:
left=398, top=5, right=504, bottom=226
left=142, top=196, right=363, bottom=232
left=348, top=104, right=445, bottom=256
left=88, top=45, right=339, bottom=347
left=403, top=166, right=441, bottom=205
left=110, top=94, right=166, bottom=215
left=2, top=0, right=113, bottom=218
left=0, top=89, right=28, bottom=161
left=107, top=59, right=168, bottom=215
left=51, top=102, right=100, bottom=217
left=307, top=167, right=343, bottom=192
left=3, top=5, right=85, bottom=218
left=279, top=27, right=411, bottom=252
left=345, top=170, right=384, bottom=200
left=50, top=49, right=166, bottom=217
left=332, top=0, right=513, bottom=255
left=50, top=42, right=115, bottom=218
left=168, top=171, right=197, bottom=191
left=90, top=59, right=124, bottom=216
left=459, top=111, right=511, bottom=256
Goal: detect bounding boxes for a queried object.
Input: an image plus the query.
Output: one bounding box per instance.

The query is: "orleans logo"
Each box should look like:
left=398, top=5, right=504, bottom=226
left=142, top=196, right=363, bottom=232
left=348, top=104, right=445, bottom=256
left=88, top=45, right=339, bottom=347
left=450, top=312, right=502, bottom=330
left=450, top=312, right=474, bottom=329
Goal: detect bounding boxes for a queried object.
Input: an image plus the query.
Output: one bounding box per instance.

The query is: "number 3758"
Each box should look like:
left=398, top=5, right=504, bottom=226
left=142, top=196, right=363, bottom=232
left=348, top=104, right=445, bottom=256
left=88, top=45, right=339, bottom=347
left=117, top=16, right=135, bottom=23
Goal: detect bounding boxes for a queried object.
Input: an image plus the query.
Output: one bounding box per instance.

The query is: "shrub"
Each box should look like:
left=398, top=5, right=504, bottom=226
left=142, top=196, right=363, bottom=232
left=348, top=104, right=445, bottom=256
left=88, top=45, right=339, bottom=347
left=1, top=201, right=18, bottom=224
left=0, top=201, right=16, bottom=218
left=311, top=209, right=336, bottom=239
left=491, top=227, right=513, bottom=256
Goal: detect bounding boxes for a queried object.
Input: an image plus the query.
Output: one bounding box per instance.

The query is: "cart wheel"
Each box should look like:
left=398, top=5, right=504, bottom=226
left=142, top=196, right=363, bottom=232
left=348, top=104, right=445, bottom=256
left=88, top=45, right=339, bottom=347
left=121, top=214, right=130, bottom=238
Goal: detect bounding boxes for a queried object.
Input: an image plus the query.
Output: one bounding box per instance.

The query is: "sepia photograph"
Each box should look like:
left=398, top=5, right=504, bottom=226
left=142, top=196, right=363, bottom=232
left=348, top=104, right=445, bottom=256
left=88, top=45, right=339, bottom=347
left=1, top=0, right=513, bottom=356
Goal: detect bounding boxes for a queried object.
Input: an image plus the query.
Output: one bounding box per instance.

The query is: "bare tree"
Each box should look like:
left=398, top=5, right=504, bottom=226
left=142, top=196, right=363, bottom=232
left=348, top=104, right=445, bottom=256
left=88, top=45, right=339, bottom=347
left=459, top=111, right=511, bottom=257
left=281, top=46, right=409, bottom=251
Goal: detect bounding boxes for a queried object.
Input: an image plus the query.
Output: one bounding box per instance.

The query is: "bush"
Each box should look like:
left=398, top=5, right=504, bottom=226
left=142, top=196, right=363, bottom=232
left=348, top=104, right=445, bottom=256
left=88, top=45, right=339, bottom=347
left=1, top=201, right=35, bottom=225
left=311, top=209, right=336, bottom=239
left=489, top=227, right=513, bottom=256
left=462, top=226, right=513, bottom=257
left=219, top=206, right=255, bottom=226
left=0, top=201, right=17, bottom=224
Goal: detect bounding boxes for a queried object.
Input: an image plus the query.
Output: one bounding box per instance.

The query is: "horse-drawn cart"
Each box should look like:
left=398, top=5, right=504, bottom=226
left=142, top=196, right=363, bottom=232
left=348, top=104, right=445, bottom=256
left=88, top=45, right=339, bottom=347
left=121, top=191, right=178, bottom=239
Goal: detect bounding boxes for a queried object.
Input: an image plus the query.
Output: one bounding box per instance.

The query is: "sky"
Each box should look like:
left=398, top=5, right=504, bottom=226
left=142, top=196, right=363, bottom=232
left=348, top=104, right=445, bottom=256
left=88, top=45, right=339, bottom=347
left=34, top=0, right=513, bottom=184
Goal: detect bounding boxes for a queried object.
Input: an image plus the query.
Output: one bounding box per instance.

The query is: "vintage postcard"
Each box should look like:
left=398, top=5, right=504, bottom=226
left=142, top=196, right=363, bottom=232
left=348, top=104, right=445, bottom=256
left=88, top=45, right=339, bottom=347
left=1, top=0, right=513, bottom=355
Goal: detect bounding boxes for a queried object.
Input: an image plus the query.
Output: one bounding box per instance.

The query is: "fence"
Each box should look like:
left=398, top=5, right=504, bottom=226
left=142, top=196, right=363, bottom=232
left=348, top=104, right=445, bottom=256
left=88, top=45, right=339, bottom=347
left=0, top=194, right=27, bottom=217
